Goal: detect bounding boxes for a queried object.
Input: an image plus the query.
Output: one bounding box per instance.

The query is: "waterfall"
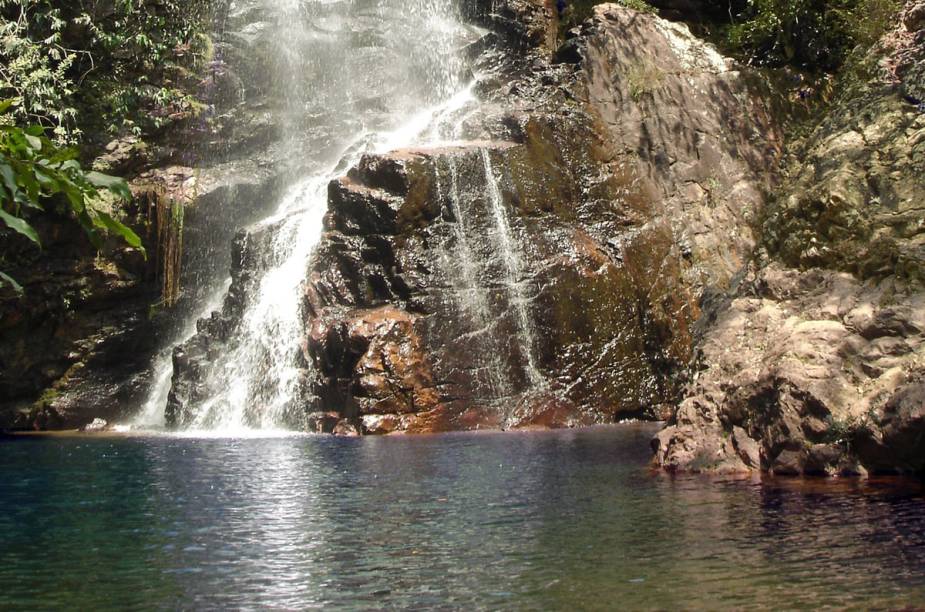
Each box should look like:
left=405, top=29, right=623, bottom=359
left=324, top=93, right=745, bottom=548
left=480, top=149, right=545, bottom=389
left=138, top=0, right=478, bottom=431
left=429, top=147, right=546, bottom=404
left=434, top=156, right=511, bottom=397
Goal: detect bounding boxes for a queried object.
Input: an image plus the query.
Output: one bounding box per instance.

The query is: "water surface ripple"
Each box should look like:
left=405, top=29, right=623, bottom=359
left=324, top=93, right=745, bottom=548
left=2, top=424, right=924, bottom=609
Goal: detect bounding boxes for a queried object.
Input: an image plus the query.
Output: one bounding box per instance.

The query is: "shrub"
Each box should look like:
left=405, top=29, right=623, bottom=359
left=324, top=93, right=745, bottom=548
left=0, top=99, right=143, bottom=293
left=724, top=0, right=902, bottom=70
left=0, top=0, right=212, bottom=146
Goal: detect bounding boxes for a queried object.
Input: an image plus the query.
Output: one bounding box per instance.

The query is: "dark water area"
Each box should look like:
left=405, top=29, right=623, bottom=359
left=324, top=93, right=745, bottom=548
left=2, top=424, right=924, bottom=609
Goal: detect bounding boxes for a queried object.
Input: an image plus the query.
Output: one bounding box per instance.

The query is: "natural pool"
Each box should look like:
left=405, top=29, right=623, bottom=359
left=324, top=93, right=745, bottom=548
left=2, top=423, right=924, bottom=609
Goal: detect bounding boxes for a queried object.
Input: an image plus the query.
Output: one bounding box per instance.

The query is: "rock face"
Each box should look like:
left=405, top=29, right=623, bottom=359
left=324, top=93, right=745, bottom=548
left=0, top=213, right=158, bottom=430
left=653, top=2, right=925, bottom=475
left=305, top=142, right=663, bottom=432
left=167, top=2, right=778, bottom=433
left=653, top=265, right=925, bottom=475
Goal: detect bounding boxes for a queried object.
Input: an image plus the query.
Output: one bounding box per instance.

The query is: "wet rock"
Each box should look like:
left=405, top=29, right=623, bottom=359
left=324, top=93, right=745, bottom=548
left=361, top=414, right=406, bottom=435
left=167, top=4, right=778, bottom=434
left=333, top=419, right=360, bottom=437
left=0, top=210, right=161, bottom=430
left=306, top=412, right=341, bottom=434
left=464, top=0, right=560, bottom=53
left=81, top=418, right=110, bottom=433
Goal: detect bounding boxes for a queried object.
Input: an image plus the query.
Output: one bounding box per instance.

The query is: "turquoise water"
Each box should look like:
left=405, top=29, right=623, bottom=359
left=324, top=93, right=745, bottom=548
left=2, top=424, right=924, bottom=609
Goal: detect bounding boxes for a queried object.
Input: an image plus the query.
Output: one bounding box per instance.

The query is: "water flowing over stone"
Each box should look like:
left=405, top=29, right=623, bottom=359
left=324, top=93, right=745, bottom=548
left=433, top=156, right=512, bottom=397
left=479, top=148, right=544, bottom=390
left=291, top=2, right=781, bottom=435
left=163, top=1, right=783, bottom=436
left=163, top=0, right=478, bottom=431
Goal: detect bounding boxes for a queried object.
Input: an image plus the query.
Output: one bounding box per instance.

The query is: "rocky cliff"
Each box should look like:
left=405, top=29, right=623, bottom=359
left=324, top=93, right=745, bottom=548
left=653, top=1, right=925, bottom=476
left=167, top=1, right=779, bottom=434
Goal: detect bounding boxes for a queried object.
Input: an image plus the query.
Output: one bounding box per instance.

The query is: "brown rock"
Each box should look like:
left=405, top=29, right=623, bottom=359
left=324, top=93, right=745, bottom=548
left=333, top=419, right=360, bottom=437
left=772, top=449, right=806, bottom=476
left=360, top=414, right=406, bottom=435
left=903, top=1, right=925, bottom=30
left=732, top=426, right=761, bottom=469
left=306, top=412, right=341, bottom=434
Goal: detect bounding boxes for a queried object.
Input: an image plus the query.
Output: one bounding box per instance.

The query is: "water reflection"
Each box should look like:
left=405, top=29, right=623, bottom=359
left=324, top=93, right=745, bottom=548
left=1, top=426, right=923, bottom=609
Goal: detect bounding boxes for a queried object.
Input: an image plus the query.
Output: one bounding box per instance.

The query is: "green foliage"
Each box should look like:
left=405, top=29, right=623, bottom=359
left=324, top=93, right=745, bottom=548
left=627, top=62, right=666, bottom=101
left=0, top=0, right=212, bottom=144
left=0, top=0, right=80, bottom=143
left=821, top=410, right=878, bottom=446
left=0, top=100, right=143, bottom=294
left=723, top=0, right=902, bottom=70
left=0, top=0, right=209, bottom=296
left=615, top=0, right=659, bottom=15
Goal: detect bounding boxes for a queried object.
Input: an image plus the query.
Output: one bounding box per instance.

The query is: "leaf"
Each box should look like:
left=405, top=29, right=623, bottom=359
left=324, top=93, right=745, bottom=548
left=86, top=171, right=131, bottom=200
left=77, top=208, right=103, bottom=250
left=0, top=100, right=13, bottom=115
left=33, top=169, right=56, bottom=188
left=25, top=134, right=43, bottom=151
left=61, top=181, right=86, bottom=214
left=24, top=126, right=44, bottom=137
left=0, top=208, right=41, bottom=246
left=0, top=270, right=23, bottom=295
left=0, top=163, right=18, bottom=199
left=93, top=210, right=146, bottom=257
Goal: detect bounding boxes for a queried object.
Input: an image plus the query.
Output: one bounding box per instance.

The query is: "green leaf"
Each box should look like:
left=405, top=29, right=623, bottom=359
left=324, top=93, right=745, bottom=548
left=0, top=208, right=41, bottom=247
left=0, top=100, right=13, bottom=115
left=0, top=163, right=18, bottom=199
left=93, top=210, right=146, bottom=257
left=61, top=182, right=86, bottom=214
left=24, top=126, right=44, bottom=137
left=86, top=171, right=131, bottom=200
left=0, top=270, right=23, bottom=295
left=25, top=134, right=42, bottom=151
left=34, top=169, right=57, bottom=189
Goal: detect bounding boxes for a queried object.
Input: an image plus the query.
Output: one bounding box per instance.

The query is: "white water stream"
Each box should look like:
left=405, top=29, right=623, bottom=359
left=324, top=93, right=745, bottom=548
left=135, top=0, right=546, bottom=432
left=135, top=0, right=477, bottom=431
left=480, top=149, right=545, bottom=388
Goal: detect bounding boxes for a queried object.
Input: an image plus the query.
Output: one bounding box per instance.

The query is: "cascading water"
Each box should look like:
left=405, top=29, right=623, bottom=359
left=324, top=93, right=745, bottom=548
left=144, top=0, right=479, bottom=431
left=480, top=149, right=545, bottom=389
left=428, top=143, right=547, bottom=405
left=434, top=156, right=512, bottom=397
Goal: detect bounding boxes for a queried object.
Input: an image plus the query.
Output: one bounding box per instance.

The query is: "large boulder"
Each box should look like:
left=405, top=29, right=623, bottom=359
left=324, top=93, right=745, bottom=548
left=653, top=1, right=925, bottom=475
left=654, top=264, right=925, bottom=474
